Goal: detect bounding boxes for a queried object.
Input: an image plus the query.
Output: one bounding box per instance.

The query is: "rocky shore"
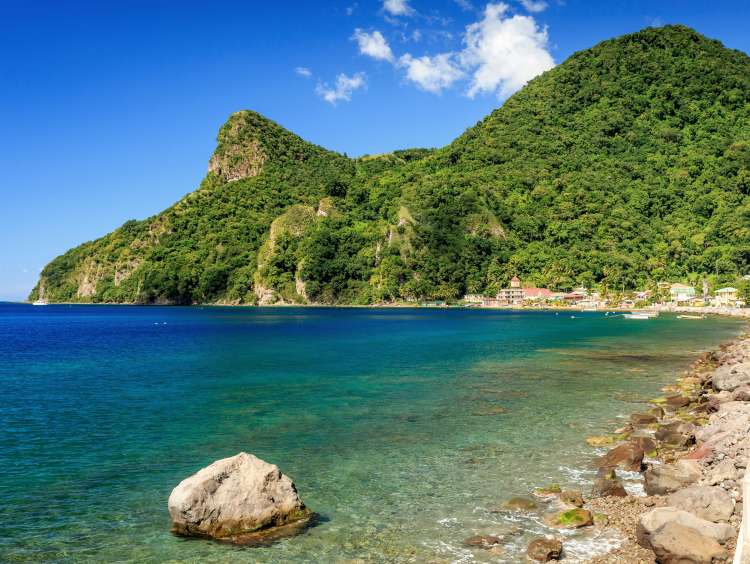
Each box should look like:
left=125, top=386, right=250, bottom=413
left=516, top=329, right=750, bottom=562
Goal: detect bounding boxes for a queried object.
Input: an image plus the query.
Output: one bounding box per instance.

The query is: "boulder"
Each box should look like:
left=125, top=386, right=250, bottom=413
left=648, top=522, right=727, bottom=563
left=630, top=436, right=657, bottom=454
left=732, top=384, right=750, bottom=402
left=664, top=395, right=691, bottom=409
left=630, top=412, right=658, bottom=426
left=594, top=442, right=644, bottom=472
left=644, top=460, right=702, bottom=495
left=560, top=489, right=583, bottom=508
left=636, top=507, right=735, bottom=546
left=666, top=486, right=734, bottom=522
left=655, top=421, right=695, bottom=442
left=712, top=360, right=750, bottom=391
left=591, top=467, right=628, bottom=498
left=545, top=508, right=593, bottom=528
left=527, top=537, right=563, bottom=561
left=501, top=497, right=538, bottom=511
left=648, top=405, right=666, bottom=419
left=707, top=458, right=738, bottom=485
left=168, top=452, right=311, bottom=541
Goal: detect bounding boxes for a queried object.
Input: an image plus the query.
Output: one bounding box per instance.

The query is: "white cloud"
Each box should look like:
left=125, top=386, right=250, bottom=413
left=295, top=66, right=312, bottom=78
left=316, top=72, right=367, bottom=104
left=383, top=0, right=414, bottom=17
left=346, top=3, right=358, bottom=16
left=454, top=0, right=475, bottom=11
left=461, top=3, right=554, bottom=98
left=519, top=0, right=548, bottom=12
left=398, top=53, right=464, bottom=93
left=353, top=29, right=394, bottom=62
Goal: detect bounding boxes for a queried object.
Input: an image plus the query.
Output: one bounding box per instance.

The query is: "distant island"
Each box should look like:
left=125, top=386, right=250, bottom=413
left=30, top=25, right=750, bottom=306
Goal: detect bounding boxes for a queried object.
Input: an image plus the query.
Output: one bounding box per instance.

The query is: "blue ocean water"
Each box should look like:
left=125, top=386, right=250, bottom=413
left=0, top=304, right=743, bottom=562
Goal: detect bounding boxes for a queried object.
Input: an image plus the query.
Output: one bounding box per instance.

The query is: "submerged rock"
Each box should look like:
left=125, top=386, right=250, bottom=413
left=545, top=508, right=593, bottom=528
left=463, top=535, right=501, bottom=548
left=502, top=497, right=538, bottom=511
left=168, top=452, right=311, bottom=542
left=527, top=537, right=563, bottom=561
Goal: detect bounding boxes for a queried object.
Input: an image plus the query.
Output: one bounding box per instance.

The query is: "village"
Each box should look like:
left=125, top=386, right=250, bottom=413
left=460, top=276, right=749, bottom=310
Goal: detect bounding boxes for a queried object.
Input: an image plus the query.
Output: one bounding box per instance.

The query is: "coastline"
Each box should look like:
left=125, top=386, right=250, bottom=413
left=528, top=325, right=750, bottom=562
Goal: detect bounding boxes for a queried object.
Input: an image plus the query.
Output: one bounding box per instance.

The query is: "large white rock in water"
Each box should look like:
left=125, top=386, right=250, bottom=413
left=168, top=452, right=310, bottom=540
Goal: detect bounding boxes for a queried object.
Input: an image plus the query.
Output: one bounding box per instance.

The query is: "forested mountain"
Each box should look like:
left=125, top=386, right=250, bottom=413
left=31, top=26, right=750, bottom=304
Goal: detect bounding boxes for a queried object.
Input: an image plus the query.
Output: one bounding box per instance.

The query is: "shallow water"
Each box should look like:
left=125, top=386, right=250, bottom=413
left=0, top=305, right=743, bottom=562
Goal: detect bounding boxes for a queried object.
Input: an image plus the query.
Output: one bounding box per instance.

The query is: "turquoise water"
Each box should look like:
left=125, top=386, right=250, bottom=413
left=0, top=304, right=743, bottom=562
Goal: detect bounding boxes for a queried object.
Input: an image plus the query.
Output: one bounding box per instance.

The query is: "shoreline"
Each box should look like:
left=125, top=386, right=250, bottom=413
left=524, top=325, right=750, bottom=562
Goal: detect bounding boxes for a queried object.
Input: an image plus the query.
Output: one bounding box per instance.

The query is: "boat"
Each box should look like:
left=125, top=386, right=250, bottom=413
left=677, top=314, right=705, bottom=319
left=623, top=313, right=650, bottom=319
left=32, top=299, right=48, bottom=306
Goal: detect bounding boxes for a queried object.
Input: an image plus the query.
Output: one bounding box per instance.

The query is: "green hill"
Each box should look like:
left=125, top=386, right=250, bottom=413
left=31, top=25, right=750, bottom=304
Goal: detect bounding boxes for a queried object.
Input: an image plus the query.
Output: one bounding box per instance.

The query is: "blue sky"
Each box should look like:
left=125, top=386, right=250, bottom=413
left=1, top=0, right=748, bottom=301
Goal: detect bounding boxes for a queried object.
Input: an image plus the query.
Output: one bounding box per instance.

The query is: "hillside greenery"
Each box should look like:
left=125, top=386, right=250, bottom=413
left=31, top=26, right=750, bottom=305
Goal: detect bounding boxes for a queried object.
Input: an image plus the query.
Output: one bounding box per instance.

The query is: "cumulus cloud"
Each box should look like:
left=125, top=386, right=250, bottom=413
left=383, top=0, right=414, bottom=17
left=295, top=67, right=312, bottom=77
left=398, top=53, right=464, bottom=93
left=353, top=29, right=394, bottom=62
left=461, top=3, right=554, bottom=97
left=316, top=72, right=367, bottom=104
left=518, top=0, right=547, bottom=12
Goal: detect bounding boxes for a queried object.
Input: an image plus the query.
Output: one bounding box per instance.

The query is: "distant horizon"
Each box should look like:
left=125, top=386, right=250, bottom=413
left=2, top=1, right=749, bottom=301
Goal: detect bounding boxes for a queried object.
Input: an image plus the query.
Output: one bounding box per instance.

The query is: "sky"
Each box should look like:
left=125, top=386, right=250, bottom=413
left=1, top=1, right=749, bottom=301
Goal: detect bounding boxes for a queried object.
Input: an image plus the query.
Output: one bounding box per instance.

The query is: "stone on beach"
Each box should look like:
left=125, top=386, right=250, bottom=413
left=594, top=442, right=644, bottom=472
left=647, top=522, right=727, bottom=563
left=666, top=485, right=734, bottom=522
left=712, top=360, right=750, bottom=391
left=591, top=467, right=628, bottom=498
left=527, top=537, right=563, bottom=561
left=636, top=507, right=735, bottom=546
left=168, top=452, right=310, bottom=541
left=560, top=489, right=583, bottom=508
left=643, top=459, right=702, bottom=495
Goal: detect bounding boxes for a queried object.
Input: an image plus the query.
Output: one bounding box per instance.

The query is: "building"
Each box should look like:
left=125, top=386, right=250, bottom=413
left=496, top=276, right=524, bottom=304
left=713, top=287, right=739, bottom=307
left=462, top=294, right=484, bottom=304
left=670, top=283, right=696, bottom=304
left=522, top=287, right=553, bottom=301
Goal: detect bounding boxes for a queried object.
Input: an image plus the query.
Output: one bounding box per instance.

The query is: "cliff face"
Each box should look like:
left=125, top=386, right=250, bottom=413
left=31, top=26, right=750, bottom=304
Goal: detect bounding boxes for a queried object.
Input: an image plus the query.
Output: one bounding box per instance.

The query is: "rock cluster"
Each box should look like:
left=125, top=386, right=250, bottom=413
left=585, top=332, right=750, bottom=563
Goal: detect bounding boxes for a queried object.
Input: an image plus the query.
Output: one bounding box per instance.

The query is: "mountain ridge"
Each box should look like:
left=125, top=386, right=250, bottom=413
left=31, top=25, right=750, bottom=304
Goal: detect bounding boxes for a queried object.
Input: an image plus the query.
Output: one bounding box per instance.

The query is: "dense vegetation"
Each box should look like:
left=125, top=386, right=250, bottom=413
left=31, top=26, right=750, bottom=305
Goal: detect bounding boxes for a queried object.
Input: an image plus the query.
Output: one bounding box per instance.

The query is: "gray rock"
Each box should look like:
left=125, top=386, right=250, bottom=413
left=666, top=485, right=734, bottom=522
left=644, top=460, right=702, bottom=495
left=707, top=459, right=738, bottom=486
left=168, top=452, right=310, bottom=540
left=648, top=522, right=727, bottom=563
left=636, top=507, right=735, bottom=546
left=713, top=360, right=750, bottom=391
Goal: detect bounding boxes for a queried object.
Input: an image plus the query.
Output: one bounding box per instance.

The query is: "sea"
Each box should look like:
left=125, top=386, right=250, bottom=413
left=0, top=304, right=743, bottom=562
